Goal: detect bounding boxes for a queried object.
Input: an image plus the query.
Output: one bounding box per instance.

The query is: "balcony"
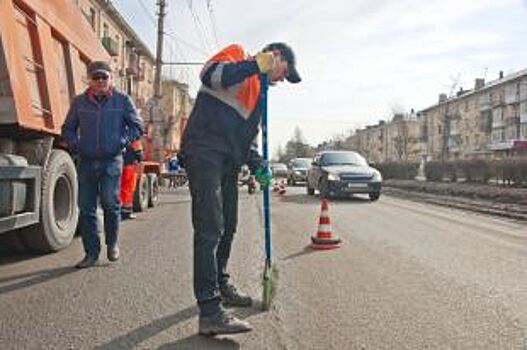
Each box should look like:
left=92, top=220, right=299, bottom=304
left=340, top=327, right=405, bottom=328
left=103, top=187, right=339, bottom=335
left=125, top=66, right=138, bottom=76
left=101, top=37, right=119, bottom=57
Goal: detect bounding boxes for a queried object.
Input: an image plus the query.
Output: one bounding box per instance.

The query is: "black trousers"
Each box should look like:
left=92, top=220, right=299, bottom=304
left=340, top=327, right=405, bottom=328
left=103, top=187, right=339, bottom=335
left=186, top=156, right=239, bottom=316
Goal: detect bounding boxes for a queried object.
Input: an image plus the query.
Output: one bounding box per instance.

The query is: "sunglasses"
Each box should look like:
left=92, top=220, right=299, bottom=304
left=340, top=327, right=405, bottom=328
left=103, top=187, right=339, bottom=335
left=91, top=74, right=109, bottom=81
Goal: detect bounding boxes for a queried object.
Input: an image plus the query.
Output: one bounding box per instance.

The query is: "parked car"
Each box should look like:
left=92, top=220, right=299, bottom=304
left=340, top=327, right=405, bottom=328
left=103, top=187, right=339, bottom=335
left=306, top=151, right=382, bottom=200
left=287, top=157, right=311, bottom=185
left=270, top=163, right=288, bottom=178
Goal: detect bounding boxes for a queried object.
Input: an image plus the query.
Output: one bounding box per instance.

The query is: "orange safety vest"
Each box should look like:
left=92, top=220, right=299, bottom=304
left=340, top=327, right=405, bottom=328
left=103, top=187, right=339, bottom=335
left=199, top=44, right=261, bottom=120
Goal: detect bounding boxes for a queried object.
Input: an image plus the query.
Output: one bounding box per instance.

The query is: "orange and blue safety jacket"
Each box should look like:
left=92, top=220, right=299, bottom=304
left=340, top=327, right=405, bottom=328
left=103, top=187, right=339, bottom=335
left=180, top=44, right=264, bottom=171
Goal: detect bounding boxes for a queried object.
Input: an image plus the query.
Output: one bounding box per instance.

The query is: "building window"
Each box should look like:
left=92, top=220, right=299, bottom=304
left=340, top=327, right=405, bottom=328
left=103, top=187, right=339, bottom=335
left=103, top=23, right=109, bottom=38
left=89, top=8, right=96, bottom=30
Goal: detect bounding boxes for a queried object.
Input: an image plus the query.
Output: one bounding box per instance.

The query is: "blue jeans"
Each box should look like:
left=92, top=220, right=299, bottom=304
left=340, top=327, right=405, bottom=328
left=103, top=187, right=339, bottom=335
left=187, top=155, right=239, bottom=316
left=77, top=156, right=123, bottom=258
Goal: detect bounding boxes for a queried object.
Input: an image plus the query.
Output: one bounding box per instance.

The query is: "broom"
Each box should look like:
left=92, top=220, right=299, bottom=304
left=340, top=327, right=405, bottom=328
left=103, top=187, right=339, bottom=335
left=260, top=74, right=279, bottom=311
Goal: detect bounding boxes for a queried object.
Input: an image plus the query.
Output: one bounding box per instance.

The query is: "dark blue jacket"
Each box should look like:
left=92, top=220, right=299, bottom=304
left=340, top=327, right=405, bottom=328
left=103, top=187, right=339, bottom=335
left=62, top=88, right=143, bottom=159
left=180, top=49, right=264, bottom=172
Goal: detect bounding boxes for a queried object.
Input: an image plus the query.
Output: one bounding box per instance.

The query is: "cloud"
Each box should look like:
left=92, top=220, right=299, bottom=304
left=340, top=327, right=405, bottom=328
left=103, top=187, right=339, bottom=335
left=116, top=0, right=527, bottom=154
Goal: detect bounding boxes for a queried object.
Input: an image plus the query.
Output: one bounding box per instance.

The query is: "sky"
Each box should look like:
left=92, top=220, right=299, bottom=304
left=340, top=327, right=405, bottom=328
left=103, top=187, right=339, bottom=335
left=113, top=0, right=527, bottom=157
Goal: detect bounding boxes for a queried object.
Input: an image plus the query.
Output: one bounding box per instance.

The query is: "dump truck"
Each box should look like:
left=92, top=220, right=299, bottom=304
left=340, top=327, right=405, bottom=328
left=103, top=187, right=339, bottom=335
left=0, top=0, right=159, bottom=252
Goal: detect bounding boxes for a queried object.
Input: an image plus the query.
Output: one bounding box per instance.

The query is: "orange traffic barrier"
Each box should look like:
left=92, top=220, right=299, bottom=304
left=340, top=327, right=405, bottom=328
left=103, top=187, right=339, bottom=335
left=311, top=198, right=341, bottom=249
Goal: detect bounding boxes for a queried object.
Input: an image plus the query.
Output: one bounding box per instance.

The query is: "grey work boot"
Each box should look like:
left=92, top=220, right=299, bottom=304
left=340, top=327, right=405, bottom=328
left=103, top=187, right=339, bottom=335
left=107, top=244, right=120, bottom=262
left=220, top=283, right=253, bottom=307
left=199, top=309, right=252, bottom=336
left=75, top=255, right=98, bottom=269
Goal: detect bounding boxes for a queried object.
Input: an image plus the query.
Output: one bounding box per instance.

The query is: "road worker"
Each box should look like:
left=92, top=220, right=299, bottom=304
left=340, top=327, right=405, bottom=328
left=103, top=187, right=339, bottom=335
left=179, top=43, right=301, bottom=336
left=120, top=139, right=144, bottom=220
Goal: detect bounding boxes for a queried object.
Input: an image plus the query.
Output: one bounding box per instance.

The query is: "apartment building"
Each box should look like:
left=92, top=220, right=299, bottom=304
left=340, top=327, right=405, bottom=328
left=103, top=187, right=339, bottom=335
left=160, top=80, right=193, bottom=152
left=349, top=68, right=527, bottom=163
left=347, top=112, right=421, bottom=163
left=420, top=69, right=527, bottom=160
left=72, top=0, right=155, bottom=111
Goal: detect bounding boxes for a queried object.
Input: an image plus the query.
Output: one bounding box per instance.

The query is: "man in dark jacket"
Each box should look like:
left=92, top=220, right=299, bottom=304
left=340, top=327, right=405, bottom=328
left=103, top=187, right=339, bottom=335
left=62, top=61, right=143, bottom=268
left=180, top=43, right=301, bottom=336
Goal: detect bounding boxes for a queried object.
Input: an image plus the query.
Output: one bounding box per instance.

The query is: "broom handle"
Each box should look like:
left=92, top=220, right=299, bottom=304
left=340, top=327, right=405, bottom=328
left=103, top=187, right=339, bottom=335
left=260, top=74, right=272, bottom=264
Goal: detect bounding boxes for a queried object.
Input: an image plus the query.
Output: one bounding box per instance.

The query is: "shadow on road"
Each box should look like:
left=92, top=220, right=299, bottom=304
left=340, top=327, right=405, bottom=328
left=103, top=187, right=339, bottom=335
left=95, top=306, right=198, bottom=350
left=96, top=304, right=263, bottom=350
left=0, top=265, right=77, bottom=295
left=157, top=334, right=240, bottom=350
left=282, top=245, right=317, bottom=261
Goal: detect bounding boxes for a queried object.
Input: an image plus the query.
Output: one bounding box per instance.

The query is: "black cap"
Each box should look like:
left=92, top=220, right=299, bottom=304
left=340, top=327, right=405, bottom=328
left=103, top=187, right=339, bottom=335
left=87, top=61, right=111, bottom=76
left=263, top=42, right=301, bottom=83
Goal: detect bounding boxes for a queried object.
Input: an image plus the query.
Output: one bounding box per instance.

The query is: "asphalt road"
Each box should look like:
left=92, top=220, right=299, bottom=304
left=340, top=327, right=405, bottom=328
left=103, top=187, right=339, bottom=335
left=0, top=186, right=526, bottom=349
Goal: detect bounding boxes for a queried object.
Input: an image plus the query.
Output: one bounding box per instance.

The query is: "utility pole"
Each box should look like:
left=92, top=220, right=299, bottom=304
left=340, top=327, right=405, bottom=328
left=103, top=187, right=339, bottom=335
left=148, top=0, right=166, bottom=163
left=154, top=0, right=166, bottom=99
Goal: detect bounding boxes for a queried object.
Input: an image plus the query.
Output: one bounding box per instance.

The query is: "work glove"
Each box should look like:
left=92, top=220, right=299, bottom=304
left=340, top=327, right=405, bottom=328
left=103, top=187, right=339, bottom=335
left=255, top=52, right=275, bottom=73
left=254, top=167, right=273, bottom=186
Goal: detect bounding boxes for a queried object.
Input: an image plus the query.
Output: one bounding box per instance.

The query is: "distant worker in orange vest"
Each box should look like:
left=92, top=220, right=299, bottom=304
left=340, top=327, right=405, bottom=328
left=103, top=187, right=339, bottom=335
left=120, top=139, right=143, bottom=220
left=179, top=43, right=301, bottom=336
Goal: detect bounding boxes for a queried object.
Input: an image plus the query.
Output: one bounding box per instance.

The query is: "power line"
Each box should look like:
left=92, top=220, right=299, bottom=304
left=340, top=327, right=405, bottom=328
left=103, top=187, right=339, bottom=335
left=186, top=0, right=214, bottom=53
left=164, top=31, right=210, bottom=56
left=205, top=0, right=220, bottom=48
left=135, top=0, right=157, bottom=26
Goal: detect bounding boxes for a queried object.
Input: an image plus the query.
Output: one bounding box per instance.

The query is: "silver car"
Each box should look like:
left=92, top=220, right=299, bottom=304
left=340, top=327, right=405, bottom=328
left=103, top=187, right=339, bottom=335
left=287, top=157, right=311, bottom=185
left=306, top=151, right=382, bottom=200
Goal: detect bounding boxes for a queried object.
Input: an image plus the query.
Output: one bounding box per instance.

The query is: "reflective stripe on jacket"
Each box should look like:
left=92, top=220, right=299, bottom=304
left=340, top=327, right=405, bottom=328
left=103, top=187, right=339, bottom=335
left=180, top=44, right=264, bottom=171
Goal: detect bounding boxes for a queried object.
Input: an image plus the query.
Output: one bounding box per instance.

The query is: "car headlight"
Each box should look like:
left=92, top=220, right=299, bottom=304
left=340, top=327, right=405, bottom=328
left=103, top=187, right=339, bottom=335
left=372, top=171, right=382, bottom=182
left=327, top=173, right=340, bottom=181
left=294, top=170, right=301, bottom=175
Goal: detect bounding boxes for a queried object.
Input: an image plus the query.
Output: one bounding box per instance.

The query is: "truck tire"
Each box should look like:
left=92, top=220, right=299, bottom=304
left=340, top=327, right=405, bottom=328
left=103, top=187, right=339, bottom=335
left=133, top=174, right=149, bottom=212
left=147, top=173, right=159, bottom=208
left=21, top=149, right=78, bottom=252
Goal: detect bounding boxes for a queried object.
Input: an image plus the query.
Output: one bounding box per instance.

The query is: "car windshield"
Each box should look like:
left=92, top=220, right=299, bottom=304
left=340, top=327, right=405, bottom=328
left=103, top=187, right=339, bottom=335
left=321, top=152, right=368, bottom=166
left=292, top=159, right=311, bottom=168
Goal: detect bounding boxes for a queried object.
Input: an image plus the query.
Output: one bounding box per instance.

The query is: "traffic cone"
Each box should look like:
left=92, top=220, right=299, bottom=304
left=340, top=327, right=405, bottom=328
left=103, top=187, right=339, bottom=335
left=311, top=198, right=341, bottom=249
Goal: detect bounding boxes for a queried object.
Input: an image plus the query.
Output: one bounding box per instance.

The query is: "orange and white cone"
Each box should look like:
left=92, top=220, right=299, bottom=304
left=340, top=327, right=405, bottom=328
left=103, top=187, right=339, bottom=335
left=311, top=198, right=341, bottom=249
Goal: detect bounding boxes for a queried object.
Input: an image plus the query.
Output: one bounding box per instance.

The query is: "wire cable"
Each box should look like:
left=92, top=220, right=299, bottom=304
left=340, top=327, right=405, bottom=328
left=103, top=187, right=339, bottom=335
left=135, top=0, right=157, bottom=26
left=186, top=0, right=215, bottom=53
left=205, top=0, right=220, bottom=48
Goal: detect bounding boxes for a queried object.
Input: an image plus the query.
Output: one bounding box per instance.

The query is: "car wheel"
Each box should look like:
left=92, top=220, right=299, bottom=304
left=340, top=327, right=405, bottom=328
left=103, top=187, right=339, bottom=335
left=133, top=174, right=149, bottom=212
left=369, top=192, right=381, bottom=201
left=147, top=173, right=159, bottom=208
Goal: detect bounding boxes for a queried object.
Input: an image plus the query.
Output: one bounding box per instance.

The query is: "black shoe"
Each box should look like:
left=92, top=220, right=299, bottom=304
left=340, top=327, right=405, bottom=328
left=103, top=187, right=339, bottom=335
left=121, top=212, right=136, bottom=220
left=199, top=309, right=252, bottom=336
left=220, top=283, right=252, bottom=307
left=107, top=245, right=120, bottom=262
left=75, top=255, right=98, bottom=269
